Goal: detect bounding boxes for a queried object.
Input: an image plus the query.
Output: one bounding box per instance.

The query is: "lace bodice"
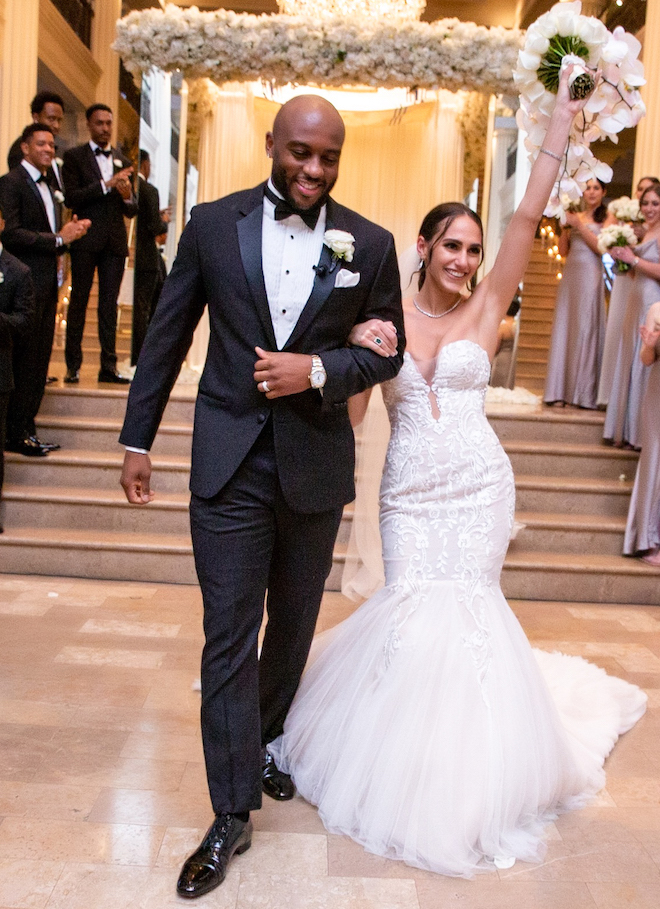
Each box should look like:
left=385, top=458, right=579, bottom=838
left=379, top=339, right=515, bottom=588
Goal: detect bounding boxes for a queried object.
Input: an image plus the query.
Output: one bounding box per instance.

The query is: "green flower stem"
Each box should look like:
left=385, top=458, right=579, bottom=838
left=538, top=34, right=590, bottom=94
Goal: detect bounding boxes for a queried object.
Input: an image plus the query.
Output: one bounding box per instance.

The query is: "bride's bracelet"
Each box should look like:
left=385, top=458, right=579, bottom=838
left=539, top=147, right=563, bottom=162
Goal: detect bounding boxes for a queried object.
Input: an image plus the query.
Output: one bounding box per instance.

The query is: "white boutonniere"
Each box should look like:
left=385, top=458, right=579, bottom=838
left=324, top=229, right=355, bottom=263
left=0, top=271, right=4, bottom=284
left=113, top=158, right=123, bottom=169
left=53, top=190, right=64, bottom=204
left=55, top=157, right=63, bottom=167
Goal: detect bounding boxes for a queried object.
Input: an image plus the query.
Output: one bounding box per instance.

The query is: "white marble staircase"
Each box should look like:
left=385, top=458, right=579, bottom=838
left=1, top=380, right=659, bottom=604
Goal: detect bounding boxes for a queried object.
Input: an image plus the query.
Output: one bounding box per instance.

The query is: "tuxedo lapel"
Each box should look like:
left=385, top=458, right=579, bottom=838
left=87, top=144, right=104, bottom=182
left=18, top=166, right=51, bottom=229
left=283, top=199, right=338, bottom=350
left=237, top=187, right=277, bottom=349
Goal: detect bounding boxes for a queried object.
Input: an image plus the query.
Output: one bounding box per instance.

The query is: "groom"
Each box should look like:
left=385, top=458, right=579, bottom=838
left=119, top=94, right=405, bottom=898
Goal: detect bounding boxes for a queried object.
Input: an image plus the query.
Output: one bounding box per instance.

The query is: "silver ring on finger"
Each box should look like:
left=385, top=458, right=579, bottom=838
left=262, top=380, right=270, bottom=393
left=375, top=336, right=383, bottom=346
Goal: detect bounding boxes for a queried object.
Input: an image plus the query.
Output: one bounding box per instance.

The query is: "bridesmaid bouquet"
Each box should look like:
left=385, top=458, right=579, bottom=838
left=514, top=1, right=645, bottom=219
left=597, top=223, right=638, bottom=272
left=607, top=196, right=643, bottom=224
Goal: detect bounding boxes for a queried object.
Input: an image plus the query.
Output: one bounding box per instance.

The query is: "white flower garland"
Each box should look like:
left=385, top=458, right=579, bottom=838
left=514, top=2, right=645, bottom=220
left=114, top=6, right=523, bottom=95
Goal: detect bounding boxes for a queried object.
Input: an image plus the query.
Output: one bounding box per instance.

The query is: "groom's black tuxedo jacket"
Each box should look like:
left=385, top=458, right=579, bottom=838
left=120, top=183, right=405, bottom=513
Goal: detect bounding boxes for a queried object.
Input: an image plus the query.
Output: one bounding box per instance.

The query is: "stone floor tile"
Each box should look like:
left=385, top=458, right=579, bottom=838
left=44, top=862, right=239, bottom=909
left=252, top=794, right=328, bottom=836
left=86, top=787, right=213, bottom=828
left=54, top=646, right=167, bottom=669
left=497, top=839, right=660, bottom=882
left=119, top=730, right=203, bottom=763
left=415, top=879, right=598, bottom=909
left=606, top=778, right=660, bottom=807
left=0, top=859, right=64, bottom=909
left=236, top=873, right=419, bottom=909
left=77, top=619, right=182, bottom=638
left=32, top=756, right=187, bottom=792
left=0, top=818, right=165, bottom=866
left=587, top=881, right=660, bottom=908
left=0, top=701, right=77, bottom=728
left=0, top=781, right=101, bottom=821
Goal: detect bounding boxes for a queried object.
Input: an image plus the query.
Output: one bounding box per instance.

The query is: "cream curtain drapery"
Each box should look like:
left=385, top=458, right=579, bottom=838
left=188, top=81, right=465, bottom=368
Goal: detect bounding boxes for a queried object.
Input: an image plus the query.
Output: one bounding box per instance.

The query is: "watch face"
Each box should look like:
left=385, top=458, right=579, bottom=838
left=310, top=369, right=325, bottom=388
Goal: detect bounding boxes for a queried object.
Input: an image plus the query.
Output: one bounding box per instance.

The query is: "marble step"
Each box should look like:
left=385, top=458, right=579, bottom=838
left=510, top=511, right=627, bottom=557
left=4, top=449, right=190, bottom=493
left=0, top=485, right=354, bottom=545
left=2, top=530, right=655, bottom=603
left=35, top=414, right=193, bottom=457
left=515, top=358, right=549, bottom=378
left=0, top=526, right=345, bottom=590
left=515, top=475, right=632, bottom=516
left=38, top=386, right=196, bottom=423
left=500, top=552, right=659, bottom=606
left=506, top=442, right=638, bottom=479
left=487, top=409, right=606, bottom=445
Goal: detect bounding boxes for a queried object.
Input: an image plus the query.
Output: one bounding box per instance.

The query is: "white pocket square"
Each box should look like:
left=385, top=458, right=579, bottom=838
left=334, top=268, right=360, bottom=289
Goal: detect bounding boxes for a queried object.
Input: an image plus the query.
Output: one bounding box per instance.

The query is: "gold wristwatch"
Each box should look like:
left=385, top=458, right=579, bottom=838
left=308, top=354, right=327, bottom=392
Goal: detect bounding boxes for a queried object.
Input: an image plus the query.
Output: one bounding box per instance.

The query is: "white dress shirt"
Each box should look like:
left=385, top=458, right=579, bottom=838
left=89, top=141, right=113, bottom=192
left=262, top=179, right=326, bottom=350
left=21, top=159, right=57, bottom=233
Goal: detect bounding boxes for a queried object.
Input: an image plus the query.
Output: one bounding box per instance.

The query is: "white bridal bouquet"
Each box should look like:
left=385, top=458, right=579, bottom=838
left=514, top=1, right=645, bottom=219
left=597, top=222, right=638, bottom=272
left=607, top=196, right=643, bottom=223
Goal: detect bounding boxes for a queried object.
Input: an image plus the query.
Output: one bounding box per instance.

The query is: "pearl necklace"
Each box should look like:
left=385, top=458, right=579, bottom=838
left=412, top=295, right=462, bottom=319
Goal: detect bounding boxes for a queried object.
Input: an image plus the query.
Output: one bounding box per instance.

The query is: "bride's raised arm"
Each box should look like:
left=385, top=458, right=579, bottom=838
left=479, top=66, right=596, bottom=328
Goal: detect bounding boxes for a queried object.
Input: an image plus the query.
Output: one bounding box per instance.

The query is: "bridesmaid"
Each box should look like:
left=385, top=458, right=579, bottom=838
left=604, top=182, right=660, bottom=448
left=544, top=179, right=608, bottom=409
left=597, top=175, right=659, bottom=407
left=623, top=300, right=660, bottom=565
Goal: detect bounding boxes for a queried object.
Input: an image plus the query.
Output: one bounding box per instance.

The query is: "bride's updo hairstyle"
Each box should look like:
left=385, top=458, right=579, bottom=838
left=418, top=202, right=484, bottom=289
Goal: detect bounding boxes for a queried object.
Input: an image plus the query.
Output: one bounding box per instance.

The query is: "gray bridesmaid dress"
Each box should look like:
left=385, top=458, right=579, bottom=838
left=623, top=338, right=660, bottom=555
left=597, top=271, right=633, bottom=407
left=603, top=238, right=660, bottom=447
left=544, top=223, right=605, bottom=409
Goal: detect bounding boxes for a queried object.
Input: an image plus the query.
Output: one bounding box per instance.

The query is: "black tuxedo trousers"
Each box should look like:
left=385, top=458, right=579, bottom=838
left=191, top=418, right=343, bottom=813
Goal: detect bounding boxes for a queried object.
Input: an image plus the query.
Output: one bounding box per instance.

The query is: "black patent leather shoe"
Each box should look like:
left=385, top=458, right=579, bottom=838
left=176, top=813, right=252, bottom=899
left=5, top=435, right=48, bottom=457
left=98, top=370, right=130, bottom=384
left=63, top=369, right=79, bottom=384
left=262, top=748, right=295, bottom=801
left=29, top=436, right=60, bottom=452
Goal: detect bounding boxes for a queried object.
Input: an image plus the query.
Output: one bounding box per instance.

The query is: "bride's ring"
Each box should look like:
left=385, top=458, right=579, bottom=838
left=262, top=380, right=270, bottom=393
left=375, top=337, right=383, bottom=346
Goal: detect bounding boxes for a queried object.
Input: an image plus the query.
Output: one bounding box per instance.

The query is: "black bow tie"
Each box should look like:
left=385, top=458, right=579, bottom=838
left=95, top=147, right=111, bottom=158
left=36, top=174, right=48, bottom=183
left=264, top=185, right=321, bottom=231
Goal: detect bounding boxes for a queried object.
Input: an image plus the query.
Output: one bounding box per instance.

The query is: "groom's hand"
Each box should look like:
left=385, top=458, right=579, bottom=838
left=254, top=347, right=314, bottom=398
left=121, top=450, right=155, bottom=504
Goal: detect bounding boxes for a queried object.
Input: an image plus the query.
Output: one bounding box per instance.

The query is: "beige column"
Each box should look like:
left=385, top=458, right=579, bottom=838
left=633, top=0, right=660, bottom=186
left=0, top=0, right=39, bottom=166
left=91, top=0, right=122, bottom=135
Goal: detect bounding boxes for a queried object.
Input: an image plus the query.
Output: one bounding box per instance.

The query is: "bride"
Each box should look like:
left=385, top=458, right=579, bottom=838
left=269, top=67, right=647, bottom=876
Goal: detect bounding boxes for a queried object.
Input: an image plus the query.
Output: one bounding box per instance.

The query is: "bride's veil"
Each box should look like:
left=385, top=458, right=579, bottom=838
left=341, top=243, right=420, bottom=602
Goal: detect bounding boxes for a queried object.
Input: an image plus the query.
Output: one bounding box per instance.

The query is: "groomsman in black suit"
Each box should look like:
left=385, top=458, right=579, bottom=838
left=7, top=91, right=66, bottom=193
left=0, top=125, right=89, bottom=456
left=132, top=150, right=169, bottom=365
left=120, top=95, right=405, bottom=898
left=62, top=104, right=137, bottom=385
left=0, top=203, right=35, bottom=525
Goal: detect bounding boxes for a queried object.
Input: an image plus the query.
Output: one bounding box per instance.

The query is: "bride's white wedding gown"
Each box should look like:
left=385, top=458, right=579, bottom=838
left=270, top=340, right=646, bottom=877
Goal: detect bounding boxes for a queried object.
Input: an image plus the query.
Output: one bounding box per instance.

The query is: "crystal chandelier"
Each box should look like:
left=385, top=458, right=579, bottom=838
left=276, top=0, right=426, bottom=24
